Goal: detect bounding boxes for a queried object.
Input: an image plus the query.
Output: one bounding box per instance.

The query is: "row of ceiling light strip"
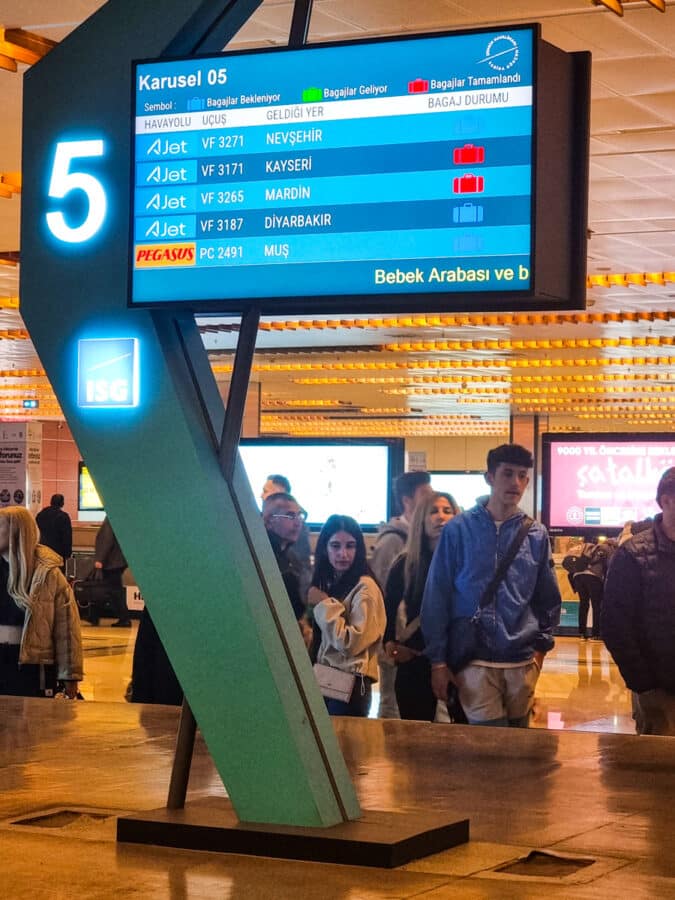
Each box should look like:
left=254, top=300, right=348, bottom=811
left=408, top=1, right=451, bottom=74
left=263, top=387, right=675, bottom=405
left=0, top=387, right=56, bottom=395
left=0, top=330, right=28, bottom=340
left=261, top=424, right=509, bottom=435
left=260, top=417, right=508, bottom=425
left=384, top=336, right=675, bottom=353
left=515, top=398, right=675, bottom=408
left=213, top=355, right=675, bottom=375
left=384, top=384, right=675, bottom=396
left=0, top=407, right=61, bottom=414
left=518, top=404, right=675, bottom=413
left=294, top=372, right=675, bottom=385
left=548, top=422, right=674, bottom=430
left=576, top=417, right=674, bottom=424
left=255, top=308, right=675, bottom=332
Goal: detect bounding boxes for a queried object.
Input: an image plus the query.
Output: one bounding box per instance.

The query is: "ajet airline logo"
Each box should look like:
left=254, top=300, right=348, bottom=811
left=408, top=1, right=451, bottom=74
left=78, top=338, right=140, bottom=409
left=135, top=243, right=196, bottom=268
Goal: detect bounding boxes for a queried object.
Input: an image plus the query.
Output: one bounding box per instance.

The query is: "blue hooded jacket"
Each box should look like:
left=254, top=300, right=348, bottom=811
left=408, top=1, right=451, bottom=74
left=421, top=502, right=561, bottom=666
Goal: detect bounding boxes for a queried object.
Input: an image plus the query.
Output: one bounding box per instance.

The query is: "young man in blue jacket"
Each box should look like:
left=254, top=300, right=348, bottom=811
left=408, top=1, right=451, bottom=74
left=421, top=444, right=561, bottom=727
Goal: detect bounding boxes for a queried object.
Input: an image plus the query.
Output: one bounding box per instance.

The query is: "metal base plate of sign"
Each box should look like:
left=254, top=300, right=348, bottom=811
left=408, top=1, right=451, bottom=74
left=117, top=797, right=469, bottom=869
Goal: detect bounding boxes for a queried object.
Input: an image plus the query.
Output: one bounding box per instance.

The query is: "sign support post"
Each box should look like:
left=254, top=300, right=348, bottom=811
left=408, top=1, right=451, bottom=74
left=20, top=0, right=470, bottom=864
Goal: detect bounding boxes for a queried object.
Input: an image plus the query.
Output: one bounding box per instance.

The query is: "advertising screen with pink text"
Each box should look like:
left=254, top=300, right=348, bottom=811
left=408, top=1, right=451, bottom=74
left=543, top=434, right=675, bottom=533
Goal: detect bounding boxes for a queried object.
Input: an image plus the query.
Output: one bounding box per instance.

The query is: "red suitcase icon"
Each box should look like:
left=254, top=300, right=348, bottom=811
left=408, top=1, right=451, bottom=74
left=453, top=144, right=485, bottom=165
left=453, top=173, right=484, bottom=194
left=408, top=78, right=430, bottom=94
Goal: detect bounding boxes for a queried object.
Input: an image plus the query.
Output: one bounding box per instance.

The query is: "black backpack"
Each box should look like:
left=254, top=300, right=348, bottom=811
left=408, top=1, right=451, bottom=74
left=561, top=548, right=591, bottom=576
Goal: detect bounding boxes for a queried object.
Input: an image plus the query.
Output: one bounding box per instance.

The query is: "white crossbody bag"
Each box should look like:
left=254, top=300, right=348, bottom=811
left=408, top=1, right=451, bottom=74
left=313, top=663, right=356, bottom=702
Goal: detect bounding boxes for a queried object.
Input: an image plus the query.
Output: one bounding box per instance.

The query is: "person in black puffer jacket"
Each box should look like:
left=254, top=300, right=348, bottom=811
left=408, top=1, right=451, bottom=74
left=603, top=467, right=675, bottom=735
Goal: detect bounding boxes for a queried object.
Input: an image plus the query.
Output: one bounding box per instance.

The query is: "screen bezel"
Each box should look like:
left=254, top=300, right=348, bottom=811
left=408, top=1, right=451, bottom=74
left=127, top=24, right=566, bottom=314
left=239, top=436, right=404, bottom=531
left=541, top=431, right=670, bottom=538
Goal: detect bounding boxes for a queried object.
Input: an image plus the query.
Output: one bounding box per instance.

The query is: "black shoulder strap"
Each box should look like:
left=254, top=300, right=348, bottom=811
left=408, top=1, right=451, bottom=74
left=478, top=516, right=534, bottom=610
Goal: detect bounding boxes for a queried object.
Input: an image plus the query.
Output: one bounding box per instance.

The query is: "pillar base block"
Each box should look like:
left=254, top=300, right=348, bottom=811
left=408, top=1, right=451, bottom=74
left=117, top=796, right=469, bottom=868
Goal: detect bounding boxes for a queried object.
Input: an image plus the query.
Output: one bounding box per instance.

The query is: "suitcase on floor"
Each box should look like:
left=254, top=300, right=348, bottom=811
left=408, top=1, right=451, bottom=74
left=73, top=578, right=120, bottom=625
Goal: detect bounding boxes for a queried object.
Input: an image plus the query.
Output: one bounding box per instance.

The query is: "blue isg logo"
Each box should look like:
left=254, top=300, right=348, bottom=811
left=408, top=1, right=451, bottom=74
left=78, top=337, right=139, bottom=409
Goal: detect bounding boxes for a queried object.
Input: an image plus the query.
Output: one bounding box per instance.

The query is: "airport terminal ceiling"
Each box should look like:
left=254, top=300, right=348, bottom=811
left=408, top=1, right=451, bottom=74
left=3, top=0, right=675, bottom=436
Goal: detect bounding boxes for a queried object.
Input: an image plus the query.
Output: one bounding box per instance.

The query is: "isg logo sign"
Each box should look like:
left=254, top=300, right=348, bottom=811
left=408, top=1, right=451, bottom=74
left=77, top=337, right=139, bottom=408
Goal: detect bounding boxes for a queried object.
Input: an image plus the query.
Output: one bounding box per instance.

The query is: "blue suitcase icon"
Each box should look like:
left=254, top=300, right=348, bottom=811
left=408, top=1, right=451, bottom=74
left=453, top=202, right=484, bottom=224
left=454, top=233, right=483, bottom=253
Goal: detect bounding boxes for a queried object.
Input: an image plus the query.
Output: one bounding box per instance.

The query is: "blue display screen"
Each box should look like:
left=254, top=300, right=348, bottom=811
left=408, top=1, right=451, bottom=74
left=131, top=28, right=535, bottom=308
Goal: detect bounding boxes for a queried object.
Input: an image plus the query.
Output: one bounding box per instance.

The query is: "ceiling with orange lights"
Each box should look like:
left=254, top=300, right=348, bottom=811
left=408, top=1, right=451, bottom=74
left=2, top=0, right=675, bottom=436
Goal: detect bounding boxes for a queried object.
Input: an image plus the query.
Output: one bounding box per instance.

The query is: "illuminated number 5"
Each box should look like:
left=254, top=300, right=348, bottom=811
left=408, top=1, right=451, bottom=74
left=46, top=140, right=107, bottom=243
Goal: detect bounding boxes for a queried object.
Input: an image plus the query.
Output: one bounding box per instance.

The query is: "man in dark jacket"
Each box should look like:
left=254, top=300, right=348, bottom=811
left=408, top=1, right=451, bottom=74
left=263, top=492, right=312, bottom=649
left=261, top=474, right=312, bottom=603
left=603, top=467, right=675, bottom=735
left=94, top=516, right=130, bottom=627
left=36, top=494, right=72, bottom=570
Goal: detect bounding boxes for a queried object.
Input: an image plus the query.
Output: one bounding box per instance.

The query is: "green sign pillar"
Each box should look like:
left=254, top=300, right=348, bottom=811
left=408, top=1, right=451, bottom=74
left=20, top=0, right=360, bottom=827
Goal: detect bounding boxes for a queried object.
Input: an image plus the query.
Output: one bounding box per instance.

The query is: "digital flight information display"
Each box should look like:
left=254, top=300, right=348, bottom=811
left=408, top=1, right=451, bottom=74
left=131, top=27, right=535, bottom=309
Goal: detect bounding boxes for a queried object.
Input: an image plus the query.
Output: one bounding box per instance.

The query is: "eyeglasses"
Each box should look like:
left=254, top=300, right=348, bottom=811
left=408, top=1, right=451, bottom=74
left=271, top=511, right=307, bottom=522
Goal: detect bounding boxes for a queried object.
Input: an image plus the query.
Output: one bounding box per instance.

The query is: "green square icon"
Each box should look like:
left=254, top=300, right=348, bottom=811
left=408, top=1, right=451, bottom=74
left=302, top=86, right=323, bottom=103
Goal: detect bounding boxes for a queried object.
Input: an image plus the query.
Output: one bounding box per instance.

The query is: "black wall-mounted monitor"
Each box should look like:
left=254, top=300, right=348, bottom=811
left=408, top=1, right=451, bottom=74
left=541, top=432, right=675, bottom=538
left=130, top=25, right=589, bottom=314
left=239, top=438, right=404, bottom=530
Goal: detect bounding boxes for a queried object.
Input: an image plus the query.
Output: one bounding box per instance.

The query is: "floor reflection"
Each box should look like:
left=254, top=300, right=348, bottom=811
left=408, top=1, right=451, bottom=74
left=533, top=637, right=633, bottom=734
left=80, top=621, right=634, bottom=734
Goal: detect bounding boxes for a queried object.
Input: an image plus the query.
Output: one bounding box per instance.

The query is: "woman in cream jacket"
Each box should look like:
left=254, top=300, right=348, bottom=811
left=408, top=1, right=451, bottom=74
left=308, top=514, right=385, bottom=717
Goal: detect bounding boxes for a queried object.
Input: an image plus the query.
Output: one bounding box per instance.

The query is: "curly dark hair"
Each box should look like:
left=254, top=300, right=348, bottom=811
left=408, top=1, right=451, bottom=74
left=486, top=443, right=533, bottom=473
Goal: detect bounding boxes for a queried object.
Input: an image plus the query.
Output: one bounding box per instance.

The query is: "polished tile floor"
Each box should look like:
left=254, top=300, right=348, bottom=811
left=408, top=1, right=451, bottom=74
left=1, top=696, right=673, bottom=898
left=79, top=621, right=635, bottom=732
left=0, top=621, right=671, bottom=897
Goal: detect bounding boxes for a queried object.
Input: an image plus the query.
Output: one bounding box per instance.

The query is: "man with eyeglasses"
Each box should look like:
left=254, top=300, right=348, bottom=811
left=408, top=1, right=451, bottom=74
left=262, top=492, right=313, bottom=649
left=261, top=474, right=312, bottom=604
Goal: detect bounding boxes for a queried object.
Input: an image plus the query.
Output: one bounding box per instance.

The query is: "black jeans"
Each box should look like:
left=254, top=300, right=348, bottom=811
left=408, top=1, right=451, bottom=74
left=0, top=644, right=57, bottom=697
left=576, top=574, right=603, bottom=638
left=102, top=568, right=129, bottom=622
left=395, top=655, right=437, bottom=722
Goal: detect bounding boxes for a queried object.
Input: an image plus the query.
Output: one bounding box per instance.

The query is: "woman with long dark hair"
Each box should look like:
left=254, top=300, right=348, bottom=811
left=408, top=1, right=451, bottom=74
left=308, top=514, right=386, bottom=717
left=384, top=492, right=460, bottom=721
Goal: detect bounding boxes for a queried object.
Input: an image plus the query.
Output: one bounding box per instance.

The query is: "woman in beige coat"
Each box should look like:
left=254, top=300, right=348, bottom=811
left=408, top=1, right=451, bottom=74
left=0, top=506, right=83, bottom=697
left=308, top=514, right=385, bottom=717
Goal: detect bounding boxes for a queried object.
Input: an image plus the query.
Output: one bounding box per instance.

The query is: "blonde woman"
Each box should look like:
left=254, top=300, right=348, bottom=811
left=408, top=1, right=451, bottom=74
left=0, top=506, right=83, bottom=697
left=384, top=492, right=460, bottom=721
